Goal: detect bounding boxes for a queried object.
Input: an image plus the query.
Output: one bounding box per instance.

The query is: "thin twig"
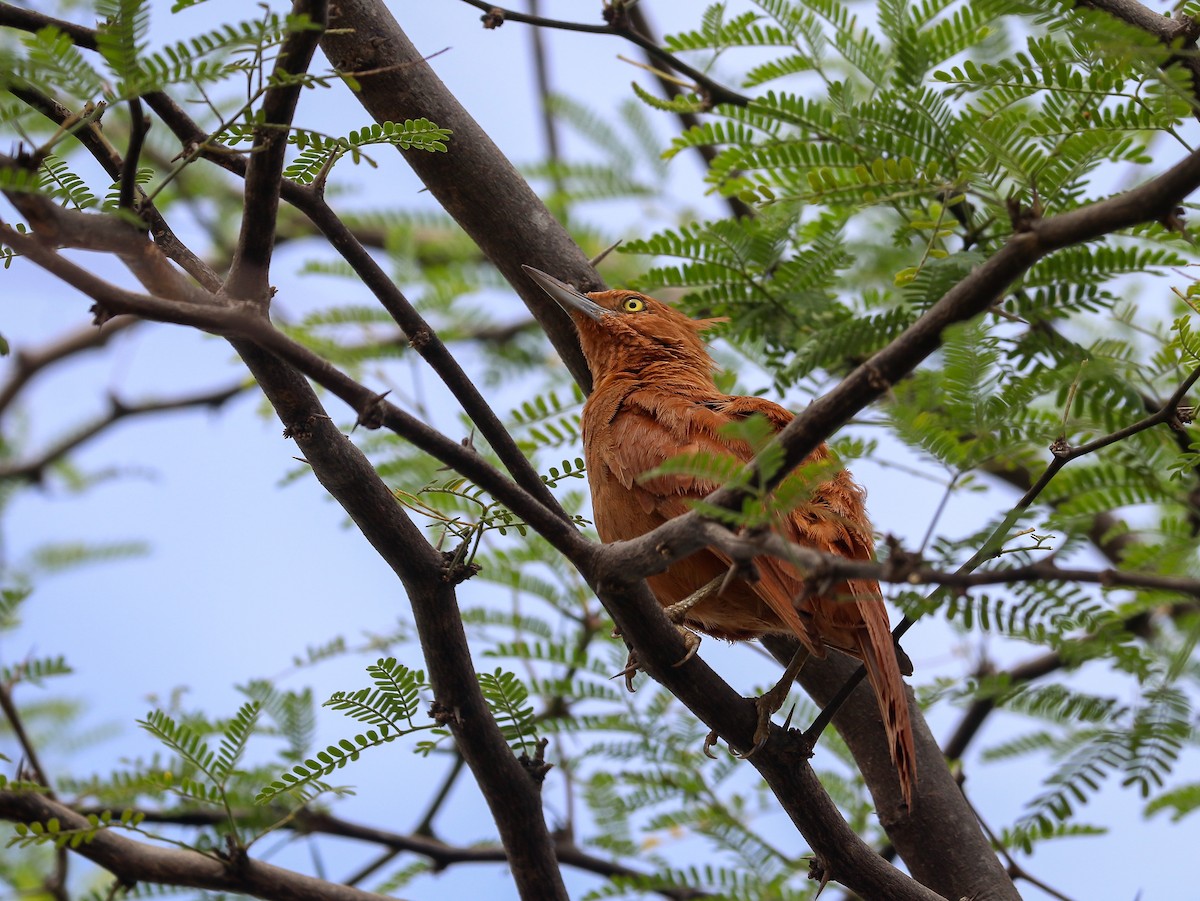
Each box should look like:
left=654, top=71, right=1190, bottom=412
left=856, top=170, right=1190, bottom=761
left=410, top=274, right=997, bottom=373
left=455, top=0, right=751, bottom=107
left=0, top=383, right=248, bottom=482
left=118, top=97, right=147, bottom=211
left=960, top=787, right=1081, bottom=901
left=0, top=318, right=139, bottom=418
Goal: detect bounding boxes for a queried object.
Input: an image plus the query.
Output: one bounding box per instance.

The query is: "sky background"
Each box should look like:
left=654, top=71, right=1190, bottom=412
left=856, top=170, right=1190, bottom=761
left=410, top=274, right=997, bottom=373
left=1, top=1, right=1195, bottom=899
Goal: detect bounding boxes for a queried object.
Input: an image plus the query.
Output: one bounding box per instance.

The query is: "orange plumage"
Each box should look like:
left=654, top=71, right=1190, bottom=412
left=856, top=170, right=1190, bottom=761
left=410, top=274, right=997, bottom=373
left=524, top=266, right=916, bottom=807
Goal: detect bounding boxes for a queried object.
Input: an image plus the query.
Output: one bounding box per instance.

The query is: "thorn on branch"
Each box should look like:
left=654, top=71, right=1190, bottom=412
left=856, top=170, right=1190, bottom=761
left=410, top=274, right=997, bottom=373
left=480, top=7, right=504, bottom=28
left=354, top=390, right=391, bottom=431
left=518, top=736, right=552, bottom=784
left=1006, top=195, right=1040, bottom=232
left=807, top=855, right=832, bottom=897
left=7, top=144, right=39, bottom=172
left=588, top=238, right=622, bottom=268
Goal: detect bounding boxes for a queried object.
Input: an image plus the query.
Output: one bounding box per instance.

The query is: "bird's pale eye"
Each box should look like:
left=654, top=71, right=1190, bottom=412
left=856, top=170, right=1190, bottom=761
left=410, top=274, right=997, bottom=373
left=621, top=296, right=646, bottom=313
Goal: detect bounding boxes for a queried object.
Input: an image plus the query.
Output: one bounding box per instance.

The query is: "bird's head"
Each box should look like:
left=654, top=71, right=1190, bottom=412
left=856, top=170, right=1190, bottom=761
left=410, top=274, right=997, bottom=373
left=523, top=265, right=724, bottom=385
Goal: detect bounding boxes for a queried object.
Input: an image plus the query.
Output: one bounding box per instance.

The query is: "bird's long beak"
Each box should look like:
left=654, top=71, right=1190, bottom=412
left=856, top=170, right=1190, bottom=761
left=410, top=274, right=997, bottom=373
left=522, top=265, right=609, bottom=321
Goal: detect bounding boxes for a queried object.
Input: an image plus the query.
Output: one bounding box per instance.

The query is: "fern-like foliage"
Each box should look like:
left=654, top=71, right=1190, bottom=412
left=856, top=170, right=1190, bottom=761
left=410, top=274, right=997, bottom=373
left=477, top=668, right=539, bottom=753
left=255, top=657, right=438, bottom=803
left=282, top=120, right=451, bottom=185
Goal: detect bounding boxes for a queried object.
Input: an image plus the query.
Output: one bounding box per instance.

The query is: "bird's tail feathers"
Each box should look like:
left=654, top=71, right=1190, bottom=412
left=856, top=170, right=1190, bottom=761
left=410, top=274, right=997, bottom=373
left=858, top=610, right=917, bottom=809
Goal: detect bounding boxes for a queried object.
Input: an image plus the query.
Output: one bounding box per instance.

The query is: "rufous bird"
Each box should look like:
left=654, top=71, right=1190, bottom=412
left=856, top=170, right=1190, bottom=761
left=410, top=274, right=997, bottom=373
left=524, top=265, right=917, bottom=808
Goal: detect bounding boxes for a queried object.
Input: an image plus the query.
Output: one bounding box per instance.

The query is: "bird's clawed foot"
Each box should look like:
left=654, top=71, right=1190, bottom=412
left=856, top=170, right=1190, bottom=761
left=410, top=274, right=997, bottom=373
left=611, top=622, right=702, bottom=692
left=733, top=644, right=812, bottom=758
left=610, top=576, right=724, bottom=690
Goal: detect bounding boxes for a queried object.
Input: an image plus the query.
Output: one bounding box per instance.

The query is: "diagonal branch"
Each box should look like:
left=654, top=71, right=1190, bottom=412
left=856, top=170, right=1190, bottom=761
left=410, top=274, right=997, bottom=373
left=320, top=0, right=598, bottom=389
left=0, top=790, right=404, bottom=901
left=73, top=805, right=706, bottom=900
left=8, top=83, right=220, bottom=290
left=0, top=383, right=248, bottom=483
left=6, top=32, right=562, bottom=520
left=625, top=4, right=755, bottom=220
left=453, top=0, right=751, bottom=107
left=223, top=0, right=327, bottom=302
left=0, top=318, right=139, bottom=418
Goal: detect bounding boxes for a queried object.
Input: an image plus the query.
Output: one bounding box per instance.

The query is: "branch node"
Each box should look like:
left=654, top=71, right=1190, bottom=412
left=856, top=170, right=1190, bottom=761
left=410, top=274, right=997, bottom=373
left=1160, top=205, right=1187, bottom=234
left=1049, top=436, right=1072, bottom=458
left=1006, top=194, right=1042, bottom=232
left=90, top=303, right=114, bottom=327
left=408, top=328, right=432, bottom=351
left=441, top=548, right=481, bottom=584
left=517, top=736, right=552, bottom=785
left=428, top=700, right=462, bottom=727
left=1176, top=404, right=1196, bottom=425
left=862, top=361, right=890, bottom=391
left=282, top=413, right=331, bottom=441
left=480, top=7, right=504, bottom=28
left=602, top=1, right=632, bottom=29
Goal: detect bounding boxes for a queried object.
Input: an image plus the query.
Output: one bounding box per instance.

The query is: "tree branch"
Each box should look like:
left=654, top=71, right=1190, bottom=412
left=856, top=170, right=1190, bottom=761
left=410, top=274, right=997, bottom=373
left=0, top=383, right=248, bottom=483
left=624, top=5, right=755, bottom=220
left=229, top=342, right=572, bottom=901
left=0, top=318, right=139, bottom=419
left=0, top=791, right=405, bottom=901
left=223, top=0, right=327, bottom=302
left=69, top=804, right=706, bottom=900
left=453, top=0, right=751, bottom=107
left=320, top=0, right=599, bottom=390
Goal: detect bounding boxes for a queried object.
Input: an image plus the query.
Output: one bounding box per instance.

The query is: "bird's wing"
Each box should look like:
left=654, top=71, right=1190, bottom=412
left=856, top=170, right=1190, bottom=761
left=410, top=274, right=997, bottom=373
left=598, top=390, right=821, bottom=647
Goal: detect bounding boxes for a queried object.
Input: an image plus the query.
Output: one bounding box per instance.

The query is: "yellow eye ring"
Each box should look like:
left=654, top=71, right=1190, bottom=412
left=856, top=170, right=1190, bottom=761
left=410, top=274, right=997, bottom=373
left=621, top=296, right=646, bottom=313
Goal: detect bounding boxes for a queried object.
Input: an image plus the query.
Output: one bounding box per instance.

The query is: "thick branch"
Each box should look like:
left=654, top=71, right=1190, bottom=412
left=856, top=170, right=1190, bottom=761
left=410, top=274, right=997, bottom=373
left=320, top=0, right=598, bottom=390
left=71, top=805, right=705, bottom=900
left=0, top=791, right=401, bottom=901
left=229, top=343, right=571, bottom=901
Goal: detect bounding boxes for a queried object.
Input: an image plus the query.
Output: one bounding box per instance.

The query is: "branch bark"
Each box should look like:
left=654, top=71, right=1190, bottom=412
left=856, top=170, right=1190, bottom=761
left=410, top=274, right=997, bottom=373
left=0, top=790, right=404, bottom=901
left=320, top=0, right=599, bottom=390
left=223, top=0, right=327, bottom=302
